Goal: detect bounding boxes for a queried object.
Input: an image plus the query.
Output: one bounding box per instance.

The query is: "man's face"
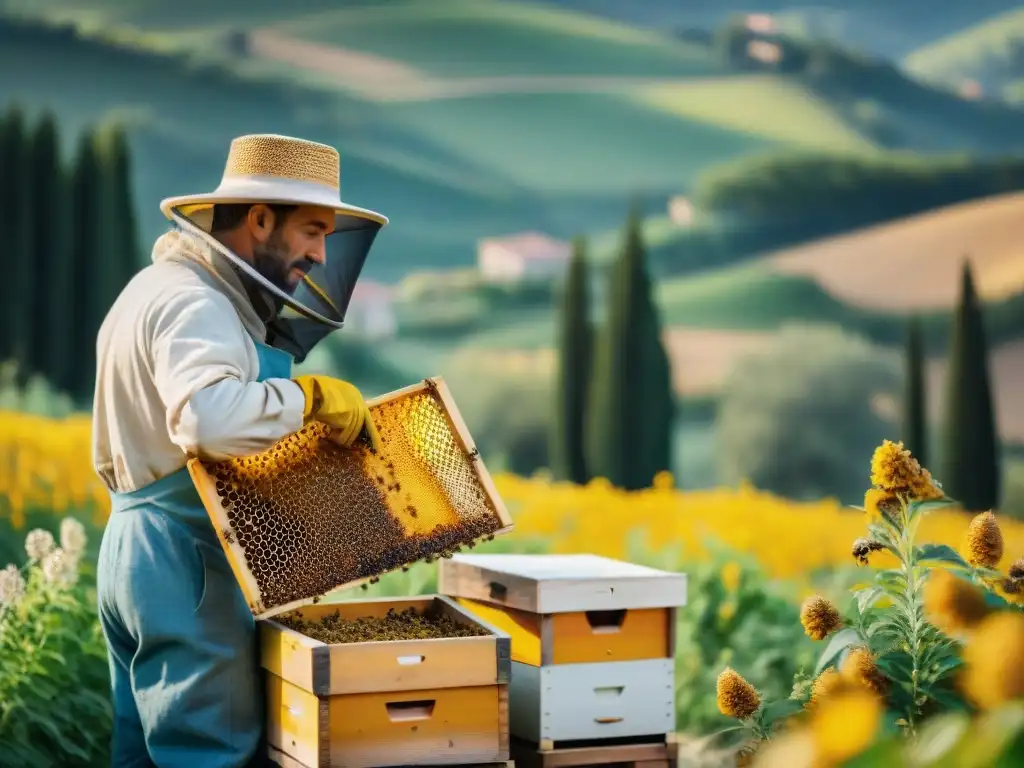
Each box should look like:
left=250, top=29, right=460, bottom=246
left=250, top=205, right=335, bottom=294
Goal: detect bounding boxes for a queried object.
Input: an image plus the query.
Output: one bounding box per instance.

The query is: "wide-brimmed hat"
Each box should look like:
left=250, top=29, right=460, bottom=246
left=159, top=133, right=388, bottom=231
left=158, top=134, right=389, bottom=357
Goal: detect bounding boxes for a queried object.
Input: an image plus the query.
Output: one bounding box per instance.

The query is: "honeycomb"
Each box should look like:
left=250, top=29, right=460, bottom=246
left=277, top=606, right=490, bottom=644
left=194, top=380, right=507, bottom=617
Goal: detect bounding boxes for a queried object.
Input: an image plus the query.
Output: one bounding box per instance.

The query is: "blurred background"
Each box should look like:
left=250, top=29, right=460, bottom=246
left=2, top=0, right=1024, bottom=759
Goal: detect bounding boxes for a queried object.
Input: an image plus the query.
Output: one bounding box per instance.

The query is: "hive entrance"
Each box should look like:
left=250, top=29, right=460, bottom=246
left=189, top=379, right=510, bottom=619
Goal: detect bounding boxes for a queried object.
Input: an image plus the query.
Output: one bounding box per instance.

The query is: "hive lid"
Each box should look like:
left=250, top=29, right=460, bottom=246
left=186, top=377, right=514, bottom=620
left=438, top=553, right=687, bottom=614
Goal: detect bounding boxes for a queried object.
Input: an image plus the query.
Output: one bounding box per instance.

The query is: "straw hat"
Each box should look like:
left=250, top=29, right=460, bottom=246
left=159, top=133, right=388, bottom=231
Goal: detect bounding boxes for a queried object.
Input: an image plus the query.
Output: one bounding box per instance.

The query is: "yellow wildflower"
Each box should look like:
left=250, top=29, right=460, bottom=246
left=960, top=611, right=1024, bottom=710
left=923, top=569, right=990, bottom=635
left=870, top=439, right=923, bottom=493
left=807, top=668, right=845, bottom=709
left=716, top=667, right=761, bottom=720
left=810, top=688, right=883, bottom=765
left=909, top=467, right=944, bottom=501
left=800, top=595, right=842, bottom=641
left=1009, top=556, right=1024, bottom=581
left=965, top=511, right=1004, bottom=569
left=840, top=647, right=888, bottom=696
left=721, top=561, right=742, bottom=592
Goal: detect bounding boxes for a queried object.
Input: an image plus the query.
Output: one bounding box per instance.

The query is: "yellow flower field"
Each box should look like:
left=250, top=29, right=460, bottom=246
left=3, top=411, right=1024, bottom=581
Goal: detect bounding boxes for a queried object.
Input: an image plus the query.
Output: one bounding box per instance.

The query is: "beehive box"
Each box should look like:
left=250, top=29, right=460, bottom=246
left=439, top=554, right=686, bottom=745
left=186, top=377, right=513, bottom=620
left=262, top=595, right=512, bottom=768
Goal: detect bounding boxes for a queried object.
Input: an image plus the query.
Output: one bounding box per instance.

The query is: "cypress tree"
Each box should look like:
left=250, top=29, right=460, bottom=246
left=902, top=315, right=927, bottom=468
left=99, top=123, right=141, bottom=288
left=586, top=206, right=674, bottom=490
left=550, top=235, right=592, bottom=484
left=0, top=105, right=33, bottom=373
left=68, top=128, right=106, bottom=402
left=29, top=111, right=70, bottom=386
left=941, top=259, right=1000, bottom=511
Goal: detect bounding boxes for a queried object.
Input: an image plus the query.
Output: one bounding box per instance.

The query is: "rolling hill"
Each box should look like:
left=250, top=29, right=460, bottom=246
left=766, top=192, right=1024, bottom=310
left=903, top=8, right=1024, bottom=94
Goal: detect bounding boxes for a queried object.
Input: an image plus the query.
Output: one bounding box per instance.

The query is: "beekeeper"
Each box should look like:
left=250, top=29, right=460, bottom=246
left=92, top=134, right=387, bottom=767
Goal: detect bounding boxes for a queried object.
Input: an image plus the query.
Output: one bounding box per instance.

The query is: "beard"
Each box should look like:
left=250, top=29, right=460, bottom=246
left=251, top=229, right=312, bottom=295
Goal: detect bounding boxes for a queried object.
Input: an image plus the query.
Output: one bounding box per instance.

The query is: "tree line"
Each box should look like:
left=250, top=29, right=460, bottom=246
left=548, top=209, right=675, bottom=491
left=0, top=103, right=140, bottom=404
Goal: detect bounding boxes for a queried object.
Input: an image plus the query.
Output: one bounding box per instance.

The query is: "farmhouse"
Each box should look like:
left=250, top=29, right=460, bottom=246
left=344, top=279, right=397, bottom=338
left=477, top=231, right=572, bottom=283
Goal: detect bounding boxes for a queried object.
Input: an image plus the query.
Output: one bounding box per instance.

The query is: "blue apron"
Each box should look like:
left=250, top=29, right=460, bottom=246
left=97, top=337, right=293, bottom=768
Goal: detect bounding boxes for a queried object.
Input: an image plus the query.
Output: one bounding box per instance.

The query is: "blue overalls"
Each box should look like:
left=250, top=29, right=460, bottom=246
left=97, top=337, right=293, bottom=768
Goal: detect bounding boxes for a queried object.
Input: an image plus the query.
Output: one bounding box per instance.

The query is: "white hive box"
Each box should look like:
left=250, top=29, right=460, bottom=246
left=439, top=554, right=687, bottom=745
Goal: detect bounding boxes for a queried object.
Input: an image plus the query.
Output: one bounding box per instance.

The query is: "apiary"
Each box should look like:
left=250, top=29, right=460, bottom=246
left=262, top=595, right=512, bottom=768
left=439, top=554, right=686, bottom=746
left=186, top=377, right=513, bottom=620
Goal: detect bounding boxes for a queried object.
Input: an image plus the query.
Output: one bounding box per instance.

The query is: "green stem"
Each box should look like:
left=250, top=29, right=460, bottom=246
left=900, top=500, right=923, bottom=737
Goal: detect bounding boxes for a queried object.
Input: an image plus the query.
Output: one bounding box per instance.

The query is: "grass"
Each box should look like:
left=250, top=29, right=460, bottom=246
left=630, top=74, right=879, bottom=153
left=902, top=7, right=1024, bottom=87
left=267, top=0, right=719, bottom=80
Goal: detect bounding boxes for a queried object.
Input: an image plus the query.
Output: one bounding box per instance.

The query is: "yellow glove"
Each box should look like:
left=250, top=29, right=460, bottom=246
left=293, top=375, right=381, bottom=453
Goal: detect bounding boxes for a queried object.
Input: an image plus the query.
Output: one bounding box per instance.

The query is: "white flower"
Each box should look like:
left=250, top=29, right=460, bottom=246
left=60, top=517, right=87, bottom=557
left=0, top=563, right=26, bottom=606
left=42, top=548, right=78, bottom=587
left=25, top=529, right=55, bottom=561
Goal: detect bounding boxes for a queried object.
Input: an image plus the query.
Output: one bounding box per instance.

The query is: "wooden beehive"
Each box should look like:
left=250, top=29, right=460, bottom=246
left=261, top=595, right=512, bottom=768
left=439, top=554, right=686, bottom=746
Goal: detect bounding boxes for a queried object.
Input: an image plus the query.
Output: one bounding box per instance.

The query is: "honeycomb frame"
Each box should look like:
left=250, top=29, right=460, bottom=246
left=186, top=376, right=513, bottom=620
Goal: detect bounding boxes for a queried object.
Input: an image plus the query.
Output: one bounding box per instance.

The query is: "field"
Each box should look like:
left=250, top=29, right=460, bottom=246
left=903, top=7, right=1024, bottom=91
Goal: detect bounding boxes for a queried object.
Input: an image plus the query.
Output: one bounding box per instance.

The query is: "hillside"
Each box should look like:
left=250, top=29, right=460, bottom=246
left=766, top=192, right=1024, bottom=311
left=903, top=8, right=1024, bottom=95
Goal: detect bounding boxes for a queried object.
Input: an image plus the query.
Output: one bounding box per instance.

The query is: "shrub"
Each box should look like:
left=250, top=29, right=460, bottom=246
left=0, top=518, right=111, bottom=766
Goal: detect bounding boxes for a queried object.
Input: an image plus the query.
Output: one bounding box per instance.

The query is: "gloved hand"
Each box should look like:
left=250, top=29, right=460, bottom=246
left=293, top=375, right=381, bottom=453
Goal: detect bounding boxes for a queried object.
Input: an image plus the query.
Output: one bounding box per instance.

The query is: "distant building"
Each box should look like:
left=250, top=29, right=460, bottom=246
left=345, top=279, right=397, bottom=338
left=477, top=231, right=572, bottom=283
left=745, top=14, right=775, bottom=33
left=668, top=196, right=694, bottom=226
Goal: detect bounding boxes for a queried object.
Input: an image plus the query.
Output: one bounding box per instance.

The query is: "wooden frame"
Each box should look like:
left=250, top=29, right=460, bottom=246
left=510, top=734, right=678, bottom=768
left=260, top=595, right=512, bottom=696
left=267, top=745, right=514, bottom=768
left=186, top=376, right=514, bottom=620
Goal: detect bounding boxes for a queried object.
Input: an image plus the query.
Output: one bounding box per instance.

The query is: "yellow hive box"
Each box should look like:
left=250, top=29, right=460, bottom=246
left=186, top=377, right=513, bottom=620
left=439, top=555, right=686, bottom=745
left=262, top=595, right=512, bottom=768
left=439, top=554, right=686, bottom=666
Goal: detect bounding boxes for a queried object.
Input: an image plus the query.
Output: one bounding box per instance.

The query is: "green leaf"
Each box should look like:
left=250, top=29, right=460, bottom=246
left=910, top=498, right=958, bottom=516
left=875, top=568, right=907, bottom=593
left=814, top=627, right=861, bottom=675
left=985, top=591, right=1014, bottom=610
left=875, top=649, right=915, bottom=685
left=853, top=587, right=884, bottom=616
left=908, top=711, right=971, bottom=765
left=760, top=698, right=805, bottom=728
left=916, top=544, right=970, bottom=570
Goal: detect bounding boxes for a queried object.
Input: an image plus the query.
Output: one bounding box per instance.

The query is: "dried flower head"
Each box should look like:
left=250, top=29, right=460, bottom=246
left=0, top=563, right=26, bottom=606
left=841, top=647, right=888, bottom=696
left=810, top=687, right=883, bottom=765
left=716, top=666, right=761, bottom=720
left=807, top=668, right=845, bottom=709
left=800, top=595, right=842, bottom=641
left=923, top=569, right=990, bottom=635
left=59, top=517, right=87, bottom=557
left=25, top=528, right=55, bottom=561
left=961, top=611, right=1024, bottom=710
left=852, top=537, right=884, bottom=566
left=965, top=511, right=1004, bottom=569
left=1009, top=557, right=1024, bottom=581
